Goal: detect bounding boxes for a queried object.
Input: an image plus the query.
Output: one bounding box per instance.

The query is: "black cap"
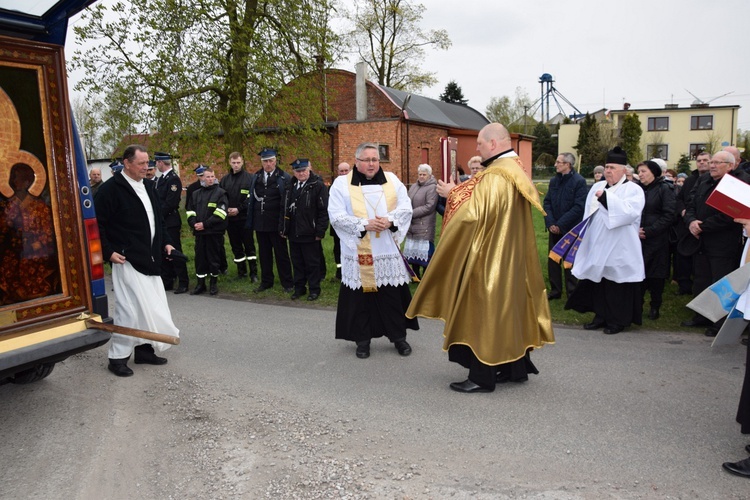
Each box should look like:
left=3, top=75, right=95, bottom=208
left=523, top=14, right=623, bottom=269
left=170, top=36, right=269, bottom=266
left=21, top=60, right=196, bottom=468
left=154, top=152, right=172, bottom=161
left=147, top=160, right=156, bottom=169
left=258, top=148, right=277, bottom=160
left=606, top=146, right=628, bottom=165
left=290, top=158, right=310, bottom=170
left=194, top=165, right=207, bottom=176
left=109, top=159, right=124, bottom=172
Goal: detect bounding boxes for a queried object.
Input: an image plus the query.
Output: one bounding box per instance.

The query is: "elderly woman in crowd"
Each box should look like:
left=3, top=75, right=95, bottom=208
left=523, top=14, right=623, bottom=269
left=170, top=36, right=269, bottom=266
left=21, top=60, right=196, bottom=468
left=637, top=160, right=676, bottom=320
left=592, top=165, right=604, bottom=183
left=404, top=164, right=438, bottom=279
left=467, top=155, right=485, bottom=177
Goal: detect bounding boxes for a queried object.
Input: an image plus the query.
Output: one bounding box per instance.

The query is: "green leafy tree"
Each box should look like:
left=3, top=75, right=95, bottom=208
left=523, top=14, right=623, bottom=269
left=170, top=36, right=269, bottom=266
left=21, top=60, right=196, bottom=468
left=72, top=0, right=339, bottom=157
left=574, top=113, right=605, bottom=167
left=676, top=154, right=692, bottom=174
left=439, top=80, right=467, bottom=105
left=531, top=122, right=557, bottom=164
left=345, top=0, right=451, bottom=92
left=485, top=87, right=532, bottom=132
left=620, top=113, right=643, bottom=166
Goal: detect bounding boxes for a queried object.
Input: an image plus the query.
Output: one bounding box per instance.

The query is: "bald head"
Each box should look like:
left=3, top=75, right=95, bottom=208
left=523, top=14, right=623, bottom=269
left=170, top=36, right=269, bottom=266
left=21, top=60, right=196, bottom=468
left=723, top=146, right=741, bottom=168
left=337, top=162, right=351, bottom=176
left=477, top=123, right=512, bottom=161
left=89, top=167, right=102, bottom=184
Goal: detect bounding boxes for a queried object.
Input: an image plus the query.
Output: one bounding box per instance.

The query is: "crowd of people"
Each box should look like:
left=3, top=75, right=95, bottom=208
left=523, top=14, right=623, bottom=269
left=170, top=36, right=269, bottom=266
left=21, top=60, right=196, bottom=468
left=90, top=126, right=750, bottom=479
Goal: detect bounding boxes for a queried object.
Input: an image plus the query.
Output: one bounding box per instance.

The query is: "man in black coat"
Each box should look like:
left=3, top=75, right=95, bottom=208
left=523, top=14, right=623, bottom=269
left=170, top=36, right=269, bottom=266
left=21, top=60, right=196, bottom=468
left=682, top=150, right=750, bottom=335
left=543, top=152, right=587, bottom=300
left=245, top=148, right=293, bottom=293
left=95, top=144, right=179, bottom=377
left=282, top=159, right=329, bottom=301
left=220, top=152, right=258, bottom=282
left=154, top=152, right=189, bottom=294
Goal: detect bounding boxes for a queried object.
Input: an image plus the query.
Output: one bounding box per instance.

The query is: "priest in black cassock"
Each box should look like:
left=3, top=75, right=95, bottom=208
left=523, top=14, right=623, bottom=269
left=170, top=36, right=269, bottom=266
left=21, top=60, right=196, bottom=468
left=327, top=142, right=418, bottom=359
left=565, top=146, right=646, bottom=335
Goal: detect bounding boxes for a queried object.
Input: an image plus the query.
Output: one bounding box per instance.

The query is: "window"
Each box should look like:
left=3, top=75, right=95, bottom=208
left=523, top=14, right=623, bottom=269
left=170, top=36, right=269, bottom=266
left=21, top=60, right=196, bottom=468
left=689, top=144, right=708, bottom=159
left=378, top=144, right=390, bottom=162
left=647, top=117, right=669, bottom=131
left=647, top=144, right=669, bottom=160
left=691, top=115, right=713, bottom=130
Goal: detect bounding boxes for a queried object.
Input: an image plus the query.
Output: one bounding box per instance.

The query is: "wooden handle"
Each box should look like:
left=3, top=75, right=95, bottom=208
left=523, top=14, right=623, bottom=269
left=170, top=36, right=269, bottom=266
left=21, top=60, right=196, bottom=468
left=86, top=319, right=180, bottom=345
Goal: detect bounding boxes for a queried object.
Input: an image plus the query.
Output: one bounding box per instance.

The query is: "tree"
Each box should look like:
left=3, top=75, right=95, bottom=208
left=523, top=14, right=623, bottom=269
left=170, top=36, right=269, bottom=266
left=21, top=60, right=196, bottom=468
left=72, top=95, right=105, bottom=159
left=439, top=80, right=467, bottom=105
left=574, top=113, right=605, bottom=167
left=71, top=0, right=339, bottom=158
left=531, top=122, right=557, bottom=165
left=345, top=0, right=450, bottom=92
left=676, top=153, right=692, bottom=174
left=485, top=87, right=532, bottom=132
left=620, top=113, right=643, bottom=166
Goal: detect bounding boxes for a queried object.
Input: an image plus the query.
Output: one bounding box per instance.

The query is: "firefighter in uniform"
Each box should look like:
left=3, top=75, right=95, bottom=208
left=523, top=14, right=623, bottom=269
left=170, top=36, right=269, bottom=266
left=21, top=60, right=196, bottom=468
left=282, top=159, right=329, bottom=301
left=220, top=151, right=258, bottom=282
left=246, top=148, right=293, bottom=293
left=187, top=168, right=228, bottom=295
left=154, top=152, right=189, bottom=294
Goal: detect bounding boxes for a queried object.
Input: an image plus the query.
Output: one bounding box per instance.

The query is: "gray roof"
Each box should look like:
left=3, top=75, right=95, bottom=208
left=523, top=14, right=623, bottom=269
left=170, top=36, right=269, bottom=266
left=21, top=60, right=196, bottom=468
left=378, top=86, right=489, bottom=131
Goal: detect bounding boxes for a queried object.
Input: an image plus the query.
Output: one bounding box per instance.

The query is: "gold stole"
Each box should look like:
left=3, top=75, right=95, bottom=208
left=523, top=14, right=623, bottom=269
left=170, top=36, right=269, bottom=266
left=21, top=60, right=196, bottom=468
left=348, top=172, right=398, bottom=292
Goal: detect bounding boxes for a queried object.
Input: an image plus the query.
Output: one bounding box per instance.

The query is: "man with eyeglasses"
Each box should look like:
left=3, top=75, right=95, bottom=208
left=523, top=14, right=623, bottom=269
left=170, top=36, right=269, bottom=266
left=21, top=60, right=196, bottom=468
left=543, top=152, right=587, bottom=300
left=682, top=150, right=750, bottom=335
left=328, top=143, right=418, bottom=359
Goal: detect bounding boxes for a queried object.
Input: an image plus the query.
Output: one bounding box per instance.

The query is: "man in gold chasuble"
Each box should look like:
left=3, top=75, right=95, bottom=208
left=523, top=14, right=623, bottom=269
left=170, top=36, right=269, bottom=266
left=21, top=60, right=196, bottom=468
left=407, top=124, right=554, bottom=393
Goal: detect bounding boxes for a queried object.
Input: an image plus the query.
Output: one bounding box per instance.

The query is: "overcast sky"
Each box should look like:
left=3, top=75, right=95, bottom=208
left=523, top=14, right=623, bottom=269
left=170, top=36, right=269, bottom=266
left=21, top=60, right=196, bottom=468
left=416, top=0, right=750, bottom=129
left=66, top=0, right=750, bottom=130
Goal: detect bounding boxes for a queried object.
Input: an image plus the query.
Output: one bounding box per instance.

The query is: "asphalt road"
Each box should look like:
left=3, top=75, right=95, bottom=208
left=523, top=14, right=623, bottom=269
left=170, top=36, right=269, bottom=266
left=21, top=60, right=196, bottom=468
left=1, top=289, right=749, bottom=498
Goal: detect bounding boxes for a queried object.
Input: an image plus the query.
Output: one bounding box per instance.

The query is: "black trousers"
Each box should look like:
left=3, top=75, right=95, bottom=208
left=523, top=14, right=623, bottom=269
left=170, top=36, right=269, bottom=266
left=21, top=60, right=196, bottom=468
left=566, top=278, right=642, bottom=329
left=672, top=251, right=693, bottom=293
left=256, top=230, right=293, bottom=288
left=448, top=345, right=539, bottom=390
left=547, top=232, right=577, bottom=297
left=195, top=233, right=223, bottom=277
left=226, top=220, right=256, bottom=263
left=162, top=224, right=189, bottom=288
left=290, top=240, right=322, bottom=295
left=641, top=277, right=666, bottom=309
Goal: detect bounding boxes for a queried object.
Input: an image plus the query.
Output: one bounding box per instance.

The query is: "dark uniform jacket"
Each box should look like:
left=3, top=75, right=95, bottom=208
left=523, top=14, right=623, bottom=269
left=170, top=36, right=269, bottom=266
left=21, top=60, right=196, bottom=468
left=543, top=170, right=588, bottom=234
left=187, top=184, right=229, bottom=236
left=155, top=169, right=183, bottom=228
left=640, top=177, right=676, bottom=278
left=219, top=169, right=253, bottom=222
left=185, top=180, right=201, bottom=211
left=245, top=168, right=291, bottom=232
left=281, top=173, right=329, bottom=242
left=684, top=169, right=750, bottom=258
left=94, top=172, right=171, bottom=276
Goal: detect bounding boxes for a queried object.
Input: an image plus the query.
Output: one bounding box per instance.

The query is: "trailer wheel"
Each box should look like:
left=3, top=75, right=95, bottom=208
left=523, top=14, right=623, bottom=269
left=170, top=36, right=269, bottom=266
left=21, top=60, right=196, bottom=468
left=11, top=363, right=56, bottom=384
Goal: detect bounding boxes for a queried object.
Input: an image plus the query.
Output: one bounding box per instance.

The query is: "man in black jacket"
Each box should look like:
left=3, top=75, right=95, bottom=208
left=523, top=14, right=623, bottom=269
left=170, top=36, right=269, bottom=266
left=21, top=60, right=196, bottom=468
left=220, top=152, right=258, bottom=282
left=282, top=159, right=329, bottom=301
left=95, top=144, right=180, bottom=377
left=543, top=152, right=587, bottom=300
left=246, top=148, right=294, bottom=293
left=154, top=152, right=189, bottom=294
left=187, top=168, right=229, bottom=295
left=682, top=150, right=750, bottom=335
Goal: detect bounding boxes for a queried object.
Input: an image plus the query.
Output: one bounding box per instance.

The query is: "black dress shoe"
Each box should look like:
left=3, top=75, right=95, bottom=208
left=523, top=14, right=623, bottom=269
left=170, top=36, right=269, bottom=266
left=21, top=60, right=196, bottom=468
left=290, top=292, right=303, bottom=300
left=394, top=340, right=412, bottom=356
left=174, top=286, right=189, bottom=294
left=603, top=326, right=623, bottom=335
left=134, top=351, right=168, bottom=365
left=722, top=457, right=750, bottom=478
left=356, top=344, right=370, bottom=359
left=547, top=292, right=561, bottom=300
left=681, top=318, right=711, bottom=328
left=584, top=319, right=606, bottom=330
left=107, top=362, right=134, bottom=377
left=705, top=328, right=718, bottom=337
left=449, top=379, right=493, bottom=393
left=254, top=284, right=272, bottom=292
left=307, top=293, right=319, bottom=301
left=283, top=287, right=294, bottom=293
left=649, top=308, right=660, bottom=320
